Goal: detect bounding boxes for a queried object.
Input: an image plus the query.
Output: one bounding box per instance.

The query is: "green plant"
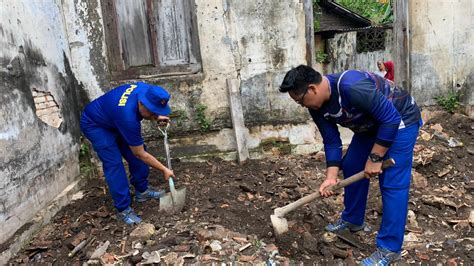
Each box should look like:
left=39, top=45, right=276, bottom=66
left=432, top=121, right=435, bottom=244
left=195, top=104, right=211, bottom=132
left=315, top=50, right=328, bottom=63
left=335, top=0, right=393, bottom=25
left=313, top=0, right=322, bottom=31
left=434, top=91, right=461, bottom=113
left=80, top=143, right=90, bottom=158
left=79, top=142, right=93, bottom=175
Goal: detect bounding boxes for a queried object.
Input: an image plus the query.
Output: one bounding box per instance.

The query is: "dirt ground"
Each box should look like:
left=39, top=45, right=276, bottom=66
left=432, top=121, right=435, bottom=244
left=10, top=110, right=474, bottom=265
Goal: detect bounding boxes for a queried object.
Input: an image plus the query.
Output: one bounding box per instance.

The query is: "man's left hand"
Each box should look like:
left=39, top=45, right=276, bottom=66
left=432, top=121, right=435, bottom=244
left=364, top=160, right=383, bottom=179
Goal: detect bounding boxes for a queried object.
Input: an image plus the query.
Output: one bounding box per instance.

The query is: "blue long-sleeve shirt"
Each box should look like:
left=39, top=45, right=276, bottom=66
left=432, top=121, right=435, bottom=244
left=310, top=70, right=421, bottom=167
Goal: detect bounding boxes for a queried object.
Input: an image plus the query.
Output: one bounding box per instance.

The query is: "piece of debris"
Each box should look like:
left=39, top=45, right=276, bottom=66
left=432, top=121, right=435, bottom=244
left=239, top=255, right=255, bottom=262
left=239, top=243, right=252, bottom=252
left=130, top=223, right=155, bottom=241
left=210, top=240, right=222, bottom=252
left=142, top=251, right=161, bottom=264
left=412, top=170, right=428, bottom=189
left=448, top=137, right=463, bottom=147
left=89, top=240, right=110, bottom=260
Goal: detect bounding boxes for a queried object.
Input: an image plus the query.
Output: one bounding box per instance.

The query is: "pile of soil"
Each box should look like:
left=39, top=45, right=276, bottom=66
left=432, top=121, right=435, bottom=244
left=9, top=111, right=473, bottom=264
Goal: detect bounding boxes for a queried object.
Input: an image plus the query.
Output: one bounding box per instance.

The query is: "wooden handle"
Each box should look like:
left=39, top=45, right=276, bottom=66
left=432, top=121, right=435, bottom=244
left=273, top=158, right=395, bottom=217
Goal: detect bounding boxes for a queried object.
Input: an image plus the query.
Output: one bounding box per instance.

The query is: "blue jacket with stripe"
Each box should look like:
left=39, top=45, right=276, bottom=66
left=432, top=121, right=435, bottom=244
left=310, top=70, right=421, bottom=167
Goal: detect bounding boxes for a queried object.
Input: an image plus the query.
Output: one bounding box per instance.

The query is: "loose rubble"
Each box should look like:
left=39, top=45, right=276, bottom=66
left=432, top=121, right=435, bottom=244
left=9, top=110, right=473, bottom=264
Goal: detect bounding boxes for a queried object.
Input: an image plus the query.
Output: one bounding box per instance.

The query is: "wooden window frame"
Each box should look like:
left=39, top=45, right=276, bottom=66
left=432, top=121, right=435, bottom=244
left=101, top=0, right=202, bottom=81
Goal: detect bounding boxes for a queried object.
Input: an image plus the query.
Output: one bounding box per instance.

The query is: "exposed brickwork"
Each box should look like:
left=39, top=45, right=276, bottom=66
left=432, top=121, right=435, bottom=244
left=33, top=89, right=62, bottom=128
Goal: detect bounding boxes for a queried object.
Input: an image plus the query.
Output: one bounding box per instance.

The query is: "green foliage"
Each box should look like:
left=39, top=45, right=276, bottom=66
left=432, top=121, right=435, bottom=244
left=335, top=0, right=393, bottom=25
left=434, top=91, right=461, bottom=113
left=315, top=50, right=328, bottom=63
left=79, top=142, right=93, bottom=175
left=313, top=0, right=322, bottom=31
left=80, top=143, right=90, bottom=158
left=195, top=104, right=211, bottom=132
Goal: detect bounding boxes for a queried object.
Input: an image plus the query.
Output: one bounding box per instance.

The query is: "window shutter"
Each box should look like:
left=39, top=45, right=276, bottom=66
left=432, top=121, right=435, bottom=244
left=153, top=0, right=192, bottom=66
left=115, top=0, right=153, bottom=68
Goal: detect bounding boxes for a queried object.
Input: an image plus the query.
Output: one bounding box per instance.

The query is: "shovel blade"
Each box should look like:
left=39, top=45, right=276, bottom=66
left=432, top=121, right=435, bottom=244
left=172, top=187, right=186, bottom=212
left=159, top=188, right=186, bottom=214
left=159, top=192, right=174, bottom=213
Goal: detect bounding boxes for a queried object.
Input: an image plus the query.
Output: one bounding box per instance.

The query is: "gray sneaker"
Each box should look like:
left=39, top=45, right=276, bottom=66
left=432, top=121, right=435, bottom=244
left=136, top=188, right=166, bottom=202
left=325, top=218, right=365, bottom=233
left=116, top=207, right=142, bottom=225
left=361, top=247, right=402, bottom=266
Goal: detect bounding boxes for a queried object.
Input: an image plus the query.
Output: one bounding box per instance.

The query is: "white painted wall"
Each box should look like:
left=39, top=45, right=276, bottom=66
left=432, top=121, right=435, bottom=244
left=0, top=0, right=81, bottom=244
left=409, top=0, right=474, bottom=111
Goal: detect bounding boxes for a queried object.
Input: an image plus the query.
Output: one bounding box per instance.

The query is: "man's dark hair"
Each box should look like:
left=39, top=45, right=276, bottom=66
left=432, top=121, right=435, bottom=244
left=279, top=65, right=322, bottom=94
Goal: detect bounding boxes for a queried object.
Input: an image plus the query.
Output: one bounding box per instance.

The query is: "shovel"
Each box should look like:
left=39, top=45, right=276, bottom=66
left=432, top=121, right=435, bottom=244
left=271, top=158, right=395, bottom=236
left=158, top=123, right=186, bottom=214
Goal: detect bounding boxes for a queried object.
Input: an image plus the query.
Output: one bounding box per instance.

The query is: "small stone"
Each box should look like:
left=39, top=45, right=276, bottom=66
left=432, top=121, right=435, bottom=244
left=420, top=130, right=431, bottom=141
left=404, top=232, right=419, bottom=242
left=142, top=251, right=161, bottom=264
left=161, top=252, right=179, bottom=265
left=133, top=242, right=143, bottom=249
left=210, top=240, right=222, bottom=252
left=453, top=221, right=471, bottom=234
left=130, top=223, right=155, bottom=241
left=407, top=210, right=419, bottom=227
left=412, top=170, right=428, bottom=189
left=448, top=137, right=463, bottom=147
left=430, top=123, right=443, bottom=132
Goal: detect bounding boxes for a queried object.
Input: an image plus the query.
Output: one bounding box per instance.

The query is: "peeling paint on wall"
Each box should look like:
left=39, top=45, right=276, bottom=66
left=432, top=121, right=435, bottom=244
left=409, top=0, right=474, bottom=107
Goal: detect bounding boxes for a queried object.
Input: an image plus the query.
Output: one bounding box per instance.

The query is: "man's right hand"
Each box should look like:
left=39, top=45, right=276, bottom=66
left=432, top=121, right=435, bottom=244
left=319, top=177, right=339, bottom=197
left=162, top=168, right=174, bottom=181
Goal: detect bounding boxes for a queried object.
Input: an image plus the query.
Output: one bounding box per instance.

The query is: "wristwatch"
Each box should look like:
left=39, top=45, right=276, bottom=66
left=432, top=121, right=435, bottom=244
left=368, top=153, right=383, bottom=163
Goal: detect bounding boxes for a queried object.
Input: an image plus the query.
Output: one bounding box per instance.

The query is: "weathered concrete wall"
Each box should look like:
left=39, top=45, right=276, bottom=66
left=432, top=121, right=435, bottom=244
left=326, top=30, right=393, bottom=74
left=409, top=0, right=474, bottom=110
left=0, top=1, right=83, bottom=244
left=60, top=0, right=353, bottom=160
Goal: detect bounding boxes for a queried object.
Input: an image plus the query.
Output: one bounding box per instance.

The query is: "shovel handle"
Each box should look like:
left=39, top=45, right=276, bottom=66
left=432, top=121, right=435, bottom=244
left=273, top=158, right=395, bottom=217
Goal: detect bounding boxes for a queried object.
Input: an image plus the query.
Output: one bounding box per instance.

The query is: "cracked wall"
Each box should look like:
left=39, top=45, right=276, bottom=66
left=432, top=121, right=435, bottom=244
left=410, top=0, right=474, bottom=113
left=60, top=0, right=320, bottom=159
left=0, top=1, right=83, bottom=244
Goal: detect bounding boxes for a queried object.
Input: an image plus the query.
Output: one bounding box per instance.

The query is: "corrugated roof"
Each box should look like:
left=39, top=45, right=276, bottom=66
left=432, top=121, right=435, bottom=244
left=316, top=0, right=373, bottom=33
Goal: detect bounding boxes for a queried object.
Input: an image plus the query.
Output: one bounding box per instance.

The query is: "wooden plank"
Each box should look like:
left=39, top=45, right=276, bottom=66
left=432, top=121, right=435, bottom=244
left=153, top=0, right=189, bottom=65
left=115, top=0, right=153, bottom=68
left=226, top=78, right=249, bottom=164
left=393, top=0, right=411, bottom=90
left=304, top=0, right=315, bottom=67
left=100, top=0, right=124, bottom=72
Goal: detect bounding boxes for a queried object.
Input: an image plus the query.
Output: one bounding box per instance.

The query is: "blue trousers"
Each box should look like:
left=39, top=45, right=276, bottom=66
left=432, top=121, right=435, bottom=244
left=80, top=114, right=149, bottom=212
left=340, top=121, right=420, bottom=252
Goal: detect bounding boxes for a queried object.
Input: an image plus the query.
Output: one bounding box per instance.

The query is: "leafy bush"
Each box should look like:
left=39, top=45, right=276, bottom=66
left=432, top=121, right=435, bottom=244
left=434, top=91, right=461, bottom=113
left=335, top=0, right=393, bottom=25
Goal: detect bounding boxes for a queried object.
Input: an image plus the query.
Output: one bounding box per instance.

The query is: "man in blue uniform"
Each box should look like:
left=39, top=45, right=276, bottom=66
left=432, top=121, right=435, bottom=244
left=80, top=82, right=174, bottom=225
left=279, top=65, right=422, bottom=265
